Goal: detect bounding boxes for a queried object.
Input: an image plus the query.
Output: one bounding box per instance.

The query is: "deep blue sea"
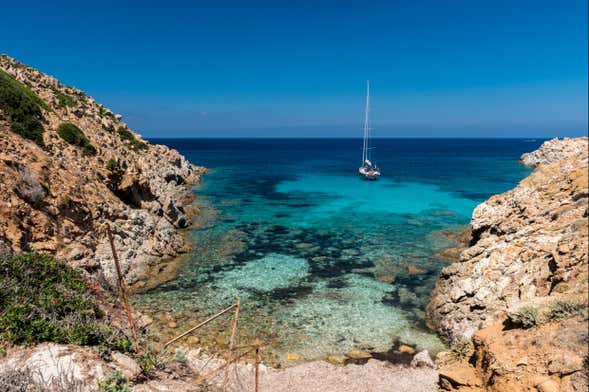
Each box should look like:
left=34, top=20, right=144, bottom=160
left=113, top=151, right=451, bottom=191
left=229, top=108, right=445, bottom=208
left=135, top=138, right=542, bottom=365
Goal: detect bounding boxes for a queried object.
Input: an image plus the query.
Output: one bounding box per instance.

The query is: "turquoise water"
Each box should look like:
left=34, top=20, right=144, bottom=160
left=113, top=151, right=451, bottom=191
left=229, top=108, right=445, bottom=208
left=135, top=138, right=539, bottom=365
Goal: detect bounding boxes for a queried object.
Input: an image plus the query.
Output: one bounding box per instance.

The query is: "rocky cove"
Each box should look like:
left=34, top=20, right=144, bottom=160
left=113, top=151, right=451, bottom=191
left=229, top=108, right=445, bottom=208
left=0, top=55, right=587, bottom=392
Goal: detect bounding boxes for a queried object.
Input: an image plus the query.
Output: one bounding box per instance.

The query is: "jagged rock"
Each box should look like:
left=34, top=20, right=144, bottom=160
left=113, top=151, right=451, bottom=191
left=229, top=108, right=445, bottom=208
left=520, top=137, right=588, bottom=166
left=0, top=54, right=206, bottom=289
left=426, top=137, right=588, bottom=340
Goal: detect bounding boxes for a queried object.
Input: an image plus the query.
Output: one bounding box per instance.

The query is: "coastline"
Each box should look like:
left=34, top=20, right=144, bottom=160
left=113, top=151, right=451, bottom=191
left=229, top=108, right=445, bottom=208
left=1, top=54, right=586, bottom=391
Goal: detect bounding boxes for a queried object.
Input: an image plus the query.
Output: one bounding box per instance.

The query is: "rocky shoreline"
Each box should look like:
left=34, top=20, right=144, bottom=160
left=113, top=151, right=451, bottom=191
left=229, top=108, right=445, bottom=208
left=427, top=137, right=588, bottom=391
left=1, top=54, right=587, bottom=391
left=0, top=54, right=206, bottom=290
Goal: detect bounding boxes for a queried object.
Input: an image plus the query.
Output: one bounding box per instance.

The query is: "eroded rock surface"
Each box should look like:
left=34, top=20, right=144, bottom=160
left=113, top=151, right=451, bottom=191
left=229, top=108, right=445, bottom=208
left=520, top=137, right=588, bottom=167
left=0, top=55, right=205, bottom=289
left=427, top=137, right=588, bottom=391
left=426, top=137, right=588, bottom=340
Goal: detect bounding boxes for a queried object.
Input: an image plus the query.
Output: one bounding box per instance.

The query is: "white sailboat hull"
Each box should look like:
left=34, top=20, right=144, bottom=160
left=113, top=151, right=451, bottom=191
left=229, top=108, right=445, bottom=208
left=359, top=166, right=380, bottom=180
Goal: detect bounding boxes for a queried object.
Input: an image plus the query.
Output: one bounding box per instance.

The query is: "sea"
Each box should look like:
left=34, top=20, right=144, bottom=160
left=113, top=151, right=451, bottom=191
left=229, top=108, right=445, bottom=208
left=133, top=138, right=542, bottom=365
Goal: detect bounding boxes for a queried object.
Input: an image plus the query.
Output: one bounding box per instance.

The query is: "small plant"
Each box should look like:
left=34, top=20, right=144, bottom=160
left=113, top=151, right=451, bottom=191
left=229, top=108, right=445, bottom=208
left=137, top=349, right=165, bottom=378
left=98, top=106, right=115, bottom=119
left=173, top=347, right=188, bottom=364
left=53, top=89, right=77, bottom=108
left=117, top=126, right=147, bottom=151
left=450, top=336, right=473, bottom=361
left=547, top=300, right=582, bottom=321
left=98, top=371, right=131, bottom=392
left=508, top=305, right=539, bottom=329
left=57, top=123, right=97, bottom=156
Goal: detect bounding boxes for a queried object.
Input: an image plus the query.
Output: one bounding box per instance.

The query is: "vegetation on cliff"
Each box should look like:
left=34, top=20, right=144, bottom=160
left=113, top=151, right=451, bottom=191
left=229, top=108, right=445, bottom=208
left=0, top=70, right=46, bottom=147
left=0, top=252, right=132, bottom=353
left=57, top=122, right=98, bottom=156
left=117, top=126, right=147, bottom=151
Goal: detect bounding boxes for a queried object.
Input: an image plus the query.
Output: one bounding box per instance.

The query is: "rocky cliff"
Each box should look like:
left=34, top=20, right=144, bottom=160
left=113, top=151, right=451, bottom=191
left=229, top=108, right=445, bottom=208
left=426, top=137, right=588, bottom=340
left=426, top=137, right=588, bottom=391
left=0, top=55, right=205, bottom=290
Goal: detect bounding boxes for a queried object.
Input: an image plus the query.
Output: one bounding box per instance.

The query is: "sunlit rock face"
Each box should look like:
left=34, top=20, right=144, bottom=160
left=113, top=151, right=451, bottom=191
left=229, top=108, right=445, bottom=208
left=0, top=55, right=205, bottom=289
left=426, top=137, right=588, bottom=341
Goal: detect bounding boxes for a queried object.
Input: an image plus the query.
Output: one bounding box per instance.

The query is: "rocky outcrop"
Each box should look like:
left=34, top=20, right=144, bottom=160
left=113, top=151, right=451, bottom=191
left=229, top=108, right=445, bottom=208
left=435, top=314, right=588, bottom=392
left=426, top=137, right=588, bottom=391
left=520, top=137, right=588, bottom=167
left=426, top=137, right=588, bottom=340
left=0, top=55, right=205, bottom=289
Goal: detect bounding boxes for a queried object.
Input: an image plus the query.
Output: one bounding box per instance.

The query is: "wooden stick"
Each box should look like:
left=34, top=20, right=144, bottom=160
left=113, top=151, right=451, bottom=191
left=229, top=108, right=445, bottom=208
left=163, top=303, right=237, bottom=349
left=223, top=297, right=241, bottom=388
left=254, top=338, right=260, bottom=392
left=106, top=224, right=139, bottom=351
left=196, top=346, right=257, bottom=385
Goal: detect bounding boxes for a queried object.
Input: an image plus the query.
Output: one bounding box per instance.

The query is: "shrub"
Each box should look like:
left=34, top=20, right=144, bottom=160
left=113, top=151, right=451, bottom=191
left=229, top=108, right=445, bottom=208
left=137, top=348, right=165, bottom=378
left=547, top=300, right=582, bottom=321
left=98, top=371, right=131, bottom=392
left=0, top=70, right=46, bottom=146
left=54, top=90, right=77, bottom=108
left=508, top=306, right=539, bottom=329
left=57, top=123, right=97, bottom=156
left=0, top=252, right=132, bottom=352
left=117, top=126, right=147, bottom=151
left=450, top=336, right=473, bottom=361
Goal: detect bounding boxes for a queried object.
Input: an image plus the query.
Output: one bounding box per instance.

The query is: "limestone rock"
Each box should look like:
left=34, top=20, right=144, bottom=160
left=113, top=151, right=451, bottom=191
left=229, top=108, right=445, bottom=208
left=0, top=54, right=206, bottom=290
left=520, top=137, right=588, bottom=166
left=111, top=352, right=141, bottom=380
left=426, top=137, right=588, bottom=340
left=410, top=350, right=435, bottom=369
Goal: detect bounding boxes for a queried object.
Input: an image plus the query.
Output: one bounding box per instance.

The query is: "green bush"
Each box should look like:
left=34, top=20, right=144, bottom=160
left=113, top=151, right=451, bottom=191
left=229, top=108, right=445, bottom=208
left=57, top=123, right=97, bottom=156
left=0, top=252, right=132, bottom=352
left=54, top=90, right=77, bottom=108
left=117, top=126, right=147, bottom=151
left=508, top=306, right=539, bottom=328
left=98, top=371, right=131, bottom=392
left=0, top=70, right=46, bottom=146
left=547, top=300, right=582, bottom=321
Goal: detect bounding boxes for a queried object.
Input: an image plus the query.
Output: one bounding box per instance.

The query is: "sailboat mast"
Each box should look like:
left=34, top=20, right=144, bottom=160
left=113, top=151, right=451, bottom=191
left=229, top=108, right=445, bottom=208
left=362, top=80, right=370, bottom=164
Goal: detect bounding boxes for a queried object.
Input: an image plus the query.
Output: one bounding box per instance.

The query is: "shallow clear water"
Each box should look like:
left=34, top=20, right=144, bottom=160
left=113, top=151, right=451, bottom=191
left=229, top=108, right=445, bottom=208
left=134, top=138, right=540, bottom=365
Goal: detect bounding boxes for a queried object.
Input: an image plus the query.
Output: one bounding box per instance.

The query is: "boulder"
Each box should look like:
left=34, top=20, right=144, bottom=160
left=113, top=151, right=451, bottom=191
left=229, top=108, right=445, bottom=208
left=410, top=350, right=435, bottom=369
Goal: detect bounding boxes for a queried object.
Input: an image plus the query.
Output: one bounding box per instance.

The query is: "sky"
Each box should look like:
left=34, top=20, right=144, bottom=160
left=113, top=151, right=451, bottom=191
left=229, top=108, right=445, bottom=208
left=1, top=0, right=587, bottom=138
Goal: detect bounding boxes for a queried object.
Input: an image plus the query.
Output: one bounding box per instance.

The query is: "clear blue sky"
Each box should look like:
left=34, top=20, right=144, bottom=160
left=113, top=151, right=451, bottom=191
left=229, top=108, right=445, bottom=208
left=2, top=0, right=587, bottom=137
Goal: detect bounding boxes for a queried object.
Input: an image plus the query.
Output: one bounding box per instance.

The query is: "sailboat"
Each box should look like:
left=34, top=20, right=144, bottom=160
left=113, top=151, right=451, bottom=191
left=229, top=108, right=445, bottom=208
left=358, top=80, right=381, bottom=180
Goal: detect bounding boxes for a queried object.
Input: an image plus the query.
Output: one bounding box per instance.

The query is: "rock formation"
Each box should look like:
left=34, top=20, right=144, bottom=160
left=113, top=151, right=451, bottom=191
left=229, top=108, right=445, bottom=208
left=426, top=137, right=588, bottom=391
left=0, top=55, right=205, bottom=290
left=426, top=137, right=588, bottom=340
